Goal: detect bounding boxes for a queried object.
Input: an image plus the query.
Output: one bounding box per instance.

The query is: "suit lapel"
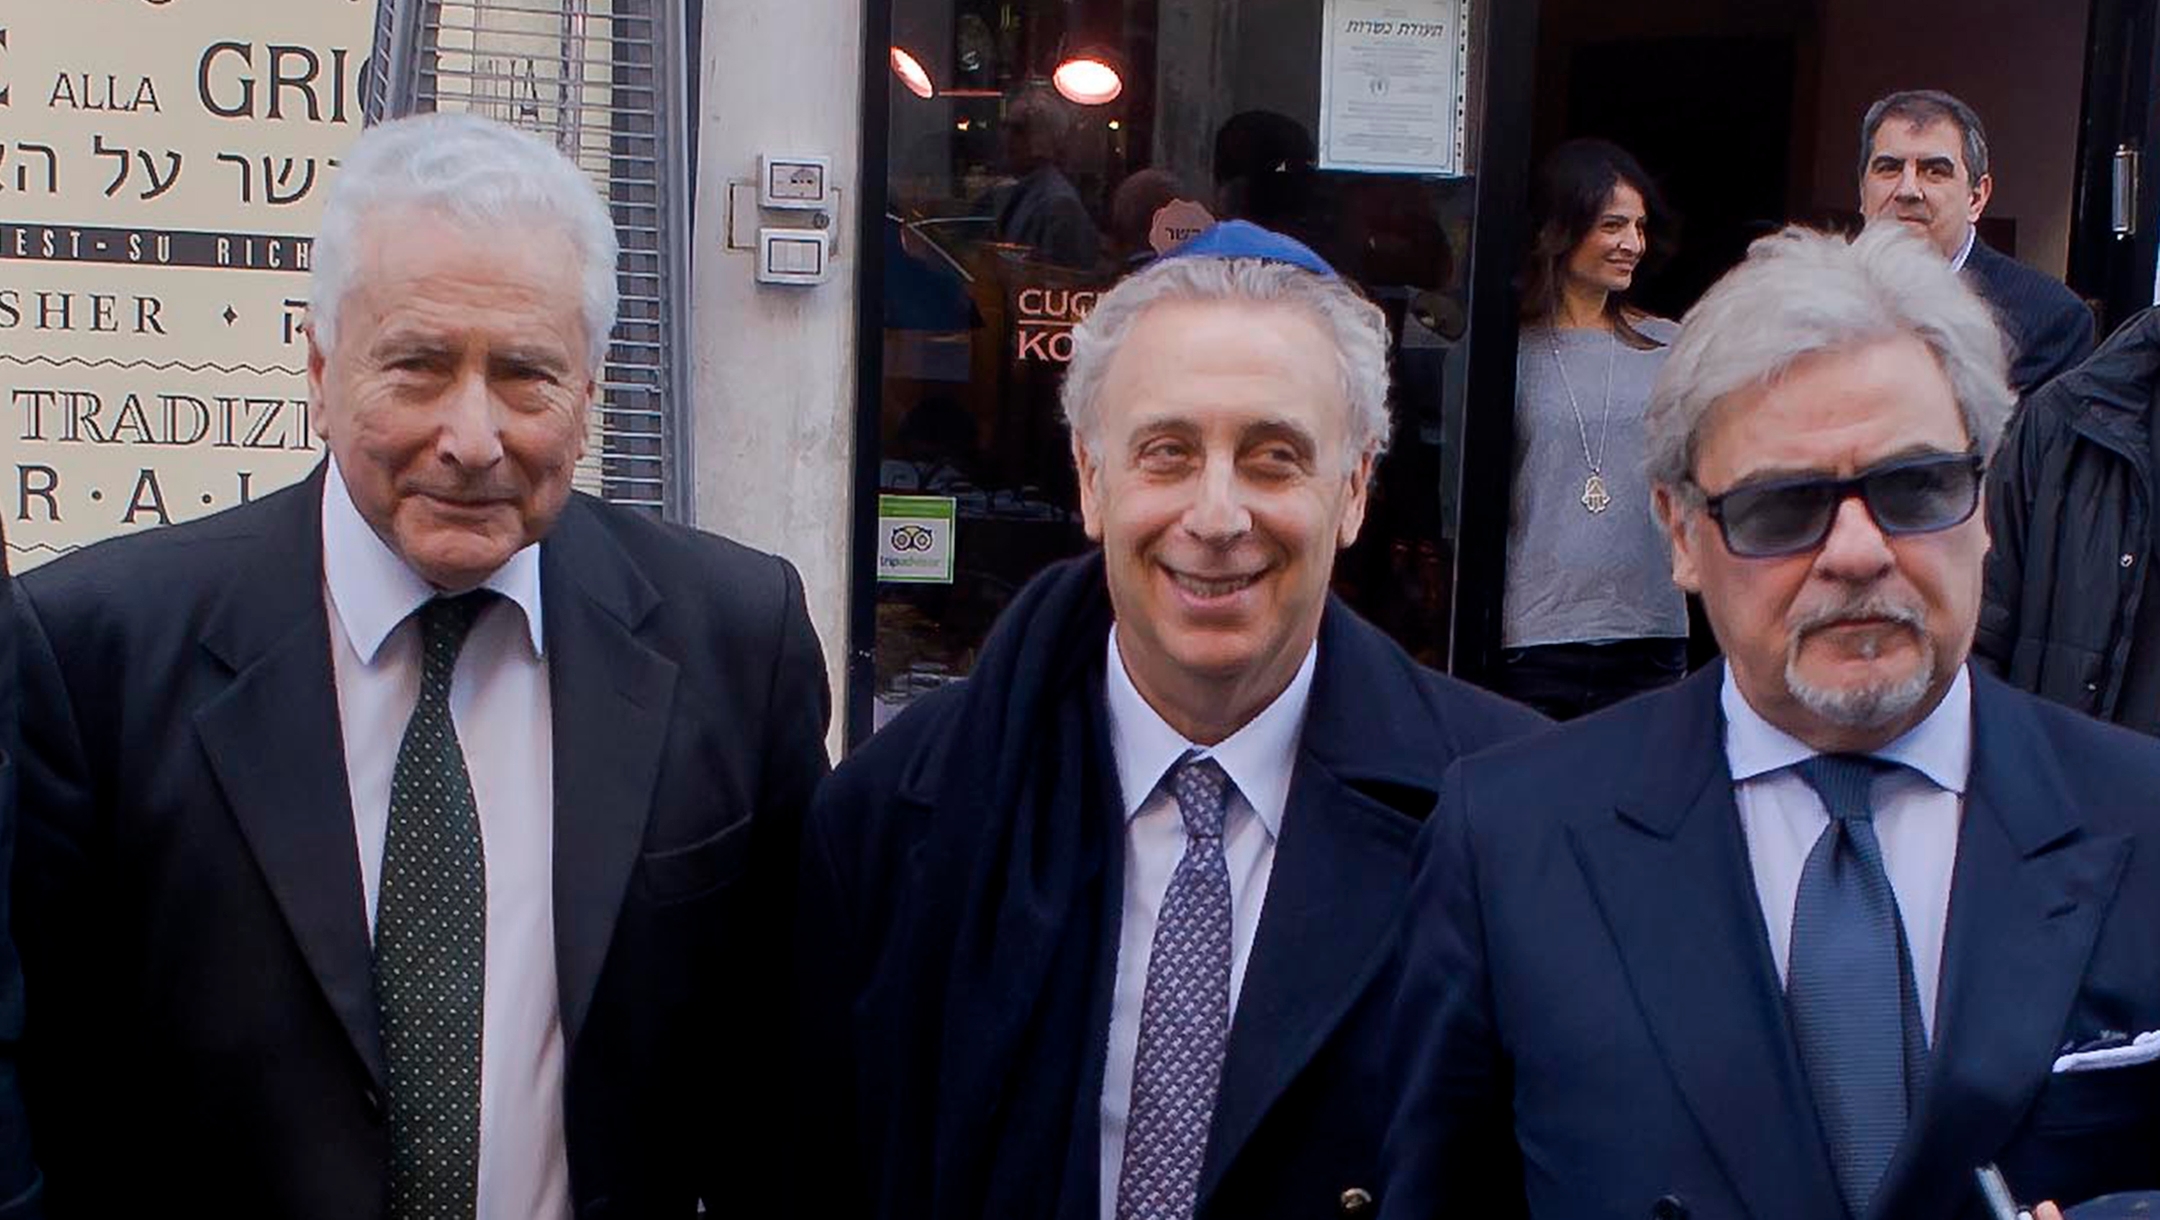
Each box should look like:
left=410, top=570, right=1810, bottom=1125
left=1196, top=602, right=1434, bottom=1204
left=1568, top=666, right=1846, bottom=1220
left=1200, top=762, right=1415, bottom=1201
left=1868, top=675, right=2129, bottom=1220
left=541, top=500, right=678, bottom=1051
left=194, top=470, right=387, bottom=1087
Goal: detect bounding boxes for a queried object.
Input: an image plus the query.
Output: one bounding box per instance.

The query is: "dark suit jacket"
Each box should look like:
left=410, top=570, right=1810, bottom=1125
left=13, top=468, right=829, bottom=1218
left=1381, top=663, right=2160, bottom=1220
left=801, top=554, right=1546, bottom=1220
left=0, top=527, right=38, bottom=1220
left=1965, top=237, right=2096, bottom=395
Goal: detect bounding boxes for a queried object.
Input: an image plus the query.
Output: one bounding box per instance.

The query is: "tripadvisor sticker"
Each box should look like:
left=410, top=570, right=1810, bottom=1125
left=877, top=495, right=956, bottom=584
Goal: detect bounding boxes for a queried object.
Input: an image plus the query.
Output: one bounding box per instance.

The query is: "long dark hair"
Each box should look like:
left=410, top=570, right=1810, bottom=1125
left=1519, top=138, right=1676, bottom=350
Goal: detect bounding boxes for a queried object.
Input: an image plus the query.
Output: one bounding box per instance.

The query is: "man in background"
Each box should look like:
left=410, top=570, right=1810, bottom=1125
left=1859, top=88, right=2093, bottom=394
left=1979, top=305, right=2160, bottom=732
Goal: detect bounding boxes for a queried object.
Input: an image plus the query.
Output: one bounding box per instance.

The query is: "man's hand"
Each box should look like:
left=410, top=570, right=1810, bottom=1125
left=2032, top=1204, right=2065, bottom=1220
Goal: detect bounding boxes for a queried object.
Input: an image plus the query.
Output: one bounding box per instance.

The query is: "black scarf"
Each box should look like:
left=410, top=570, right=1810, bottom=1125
left=881, top=552, right=1126, bottom=1219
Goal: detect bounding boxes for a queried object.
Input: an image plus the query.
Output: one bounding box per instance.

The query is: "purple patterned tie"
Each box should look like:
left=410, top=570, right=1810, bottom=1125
left=1116, top=753, right=1234, bottom=1220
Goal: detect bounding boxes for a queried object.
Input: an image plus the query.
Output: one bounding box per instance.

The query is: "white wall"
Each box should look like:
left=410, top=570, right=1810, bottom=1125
left=1809, top=0, right=2086, bottom=276
left=691, top=0, right=865, bottom=755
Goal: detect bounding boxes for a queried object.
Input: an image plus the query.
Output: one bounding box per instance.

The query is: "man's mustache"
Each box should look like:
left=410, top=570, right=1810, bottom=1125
left=1792, top=594, right=1925, bottom=638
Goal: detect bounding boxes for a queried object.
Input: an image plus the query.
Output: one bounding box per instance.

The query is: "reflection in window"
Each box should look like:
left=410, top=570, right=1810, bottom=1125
left=875, top=0, right=1486, bottom=725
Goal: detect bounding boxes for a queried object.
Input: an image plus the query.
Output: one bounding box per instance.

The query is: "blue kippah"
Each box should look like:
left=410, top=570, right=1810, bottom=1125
left=1158, top=219, right=1338, bottom=278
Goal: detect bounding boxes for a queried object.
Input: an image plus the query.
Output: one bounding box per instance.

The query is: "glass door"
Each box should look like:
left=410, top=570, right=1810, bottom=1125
left=850, top=0, right=1538, bottom=742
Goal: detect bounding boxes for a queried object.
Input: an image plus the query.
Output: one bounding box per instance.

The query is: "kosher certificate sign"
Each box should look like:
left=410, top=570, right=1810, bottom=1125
left=0, top=0, right=377, bottom=569
left=1317, top=0, right=1468, bottom=176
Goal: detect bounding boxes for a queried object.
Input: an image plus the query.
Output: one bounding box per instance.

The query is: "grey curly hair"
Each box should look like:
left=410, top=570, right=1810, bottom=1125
left=1645, top=220, right=2013, bottom=495
left=1059, top=256, right=1394, bottom=471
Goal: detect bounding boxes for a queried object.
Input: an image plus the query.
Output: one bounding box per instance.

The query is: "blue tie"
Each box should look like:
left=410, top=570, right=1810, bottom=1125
left=1116, top=753, right=1234, bottom=1220
left=1787, top=754, right=1929, bottom=1220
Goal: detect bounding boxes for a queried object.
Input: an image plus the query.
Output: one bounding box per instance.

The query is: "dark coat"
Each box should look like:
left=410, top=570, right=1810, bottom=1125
left=0, top=525, right=37, bottom=1220
left=13, top=468, right=830, bottom=1218
left=1963, top=237, right=2095, bottom=395
left=1380, top=662, right=2160, bottom=1220
left=1977, top=306, right=2158, bottom=722
left=800, top=553, right=1545, bottom=1220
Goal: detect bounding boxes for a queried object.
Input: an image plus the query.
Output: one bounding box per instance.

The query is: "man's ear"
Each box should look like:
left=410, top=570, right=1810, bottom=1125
left=1072, top=431, right=1104, bottom=542
left=1336, top=451, right=1375, bottom=549
left=1653, top=483, right=1703, bottom=593
left=573, top=378, right=597, bottom=462
left=1967, top=171, right=1994, bottom=223
left=305, top=322, right=332, bottom=442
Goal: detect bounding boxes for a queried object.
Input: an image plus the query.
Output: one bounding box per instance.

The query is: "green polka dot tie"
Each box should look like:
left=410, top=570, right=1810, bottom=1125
left=374, top=590, right=493, bottom=1220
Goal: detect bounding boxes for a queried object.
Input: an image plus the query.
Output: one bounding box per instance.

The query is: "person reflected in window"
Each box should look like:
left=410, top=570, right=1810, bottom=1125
left=1107, top=167, right=1183, bottom=271
left=985, top=85, right=1101, bottom=270
left=1211, top=111, right=1325, bottom=257
left=1494, top=139, right=1690, bottom=720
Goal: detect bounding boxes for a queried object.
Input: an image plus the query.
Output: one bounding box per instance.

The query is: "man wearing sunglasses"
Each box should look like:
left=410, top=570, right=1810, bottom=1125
left=1379, top=222, right=2160, bottom=1220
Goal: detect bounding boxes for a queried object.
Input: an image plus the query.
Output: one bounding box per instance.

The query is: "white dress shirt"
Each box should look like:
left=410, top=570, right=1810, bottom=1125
left=1097, top=627, right=1315, bottom=1220
left=1950, top=226, right=1976, bottom=273
left=1724, top=665, right=1972, bottom=1041
left=322, top=460, right=571, bottom=1220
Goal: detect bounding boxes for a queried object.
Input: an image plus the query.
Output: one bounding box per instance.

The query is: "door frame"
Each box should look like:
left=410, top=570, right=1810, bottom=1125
left=2068, top=0, right=2160, bottom=336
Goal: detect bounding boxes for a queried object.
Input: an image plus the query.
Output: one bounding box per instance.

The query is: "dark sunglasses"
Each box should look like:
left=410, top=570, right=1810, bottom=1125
left=1697, top=451, right=1984, bottom=558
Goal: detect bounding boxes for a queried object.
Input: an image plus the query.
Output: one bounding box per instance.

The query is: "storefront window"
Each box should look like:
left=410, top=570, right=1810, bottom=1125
left=870, top=0, right=1495, bottom=728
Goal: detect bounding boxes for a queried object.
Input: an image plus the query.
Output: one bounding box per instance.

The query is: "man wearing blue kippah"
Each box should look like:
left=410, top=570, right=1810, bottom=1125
left=796, top=222, right=1546, bottom=1220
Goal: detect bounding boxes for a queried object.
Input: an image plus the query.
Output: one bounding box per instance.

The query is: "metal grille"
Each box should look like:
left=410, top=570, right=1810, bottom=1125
left=368, top=0, right=694, bottom=519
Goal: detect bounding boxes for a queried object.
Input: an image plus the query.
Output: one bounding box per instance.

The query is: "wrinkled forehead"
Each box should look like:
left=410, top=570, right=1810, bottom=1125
left=1102, top=297, right=1347, bottom=406
left=1694, top=338, right=1969, bottom=484
left=1869, top=118, right=1970, bottom=172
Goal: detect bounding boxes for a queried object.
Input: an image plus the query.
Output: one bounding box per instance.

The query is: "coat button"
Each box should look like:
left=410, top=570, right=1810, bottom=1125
left=1340, top=1187, right=1374, bottom=1215
left=1650, top=1194, right=1690, bottom=1220
left=2123, top=553, right=2137, bottom=568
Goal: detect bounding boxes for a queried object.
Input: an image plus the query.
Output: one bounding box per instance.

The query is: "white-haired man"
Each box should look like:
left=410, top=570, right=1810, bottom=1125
left=1380, top=222, right=2160, bottom=1220
left=14, top=111, right=828, bottom=1218
left=797, top=221, right=1544, bottom=1220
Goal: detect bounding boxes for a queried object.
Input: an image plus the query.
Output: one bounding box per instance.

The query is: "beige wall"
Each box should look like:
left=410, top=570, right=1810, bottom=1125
left=1808, top=0, right=2087, bottom=276
left=691, top=0, right=864, bottom=754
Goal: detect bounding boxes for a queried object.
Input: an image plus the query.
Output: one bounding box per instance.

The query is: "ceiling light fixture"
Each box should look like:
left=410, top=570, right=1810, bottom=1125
left=890, top=46, right=935, bottom=100
left=1052, top=51, right=1122, bottom=105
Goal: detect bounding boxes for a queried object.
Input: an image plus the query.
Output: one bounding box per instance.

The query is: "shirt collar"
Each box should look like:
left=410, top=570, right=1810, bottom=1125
left=1104, top=626, right=1317, bottom=839
left=1721, top=661, right=1972, bottom=794
left=321, top=458, right=545, bottom=664
left=1949, top=226, right=1977, bottom=273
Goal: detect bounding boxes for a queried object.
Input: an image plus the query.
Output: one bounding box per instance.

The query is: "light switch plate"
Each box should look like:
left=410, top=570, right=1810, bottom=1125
left=756, top=227, right=830, bottom=285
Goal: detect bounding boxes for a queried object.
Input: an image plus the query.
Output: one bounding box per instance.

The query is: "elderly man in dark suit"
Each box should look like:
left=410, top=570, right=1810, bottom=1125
left=1381, top=221, right=2160, bottom=1220
left=0, top=527, right=37, bottom=1219
left=1857, top=89, right=2093, bottom=396
left=13, top=111, right=828, bottom=1218
left=799, top=221, right=1545, bottom=1220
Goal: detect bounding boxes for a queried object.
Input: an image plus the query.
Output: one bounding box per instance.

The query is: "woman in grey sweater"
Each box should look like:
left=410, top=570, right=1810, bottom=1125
left=1493, top=139, right=1691, bottom=719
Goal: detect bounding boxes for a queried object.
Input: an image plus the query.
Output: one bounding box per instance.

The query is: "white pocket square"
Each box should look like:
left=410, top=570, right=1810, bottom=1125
left=2052, top=1029, right=2160, bottom=1073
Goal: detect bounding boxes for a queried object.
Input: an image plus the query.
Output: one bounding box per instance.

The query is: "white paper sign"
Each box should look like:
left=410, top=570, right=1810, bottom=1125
left=1317, top=0, right=1469, bottom=176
